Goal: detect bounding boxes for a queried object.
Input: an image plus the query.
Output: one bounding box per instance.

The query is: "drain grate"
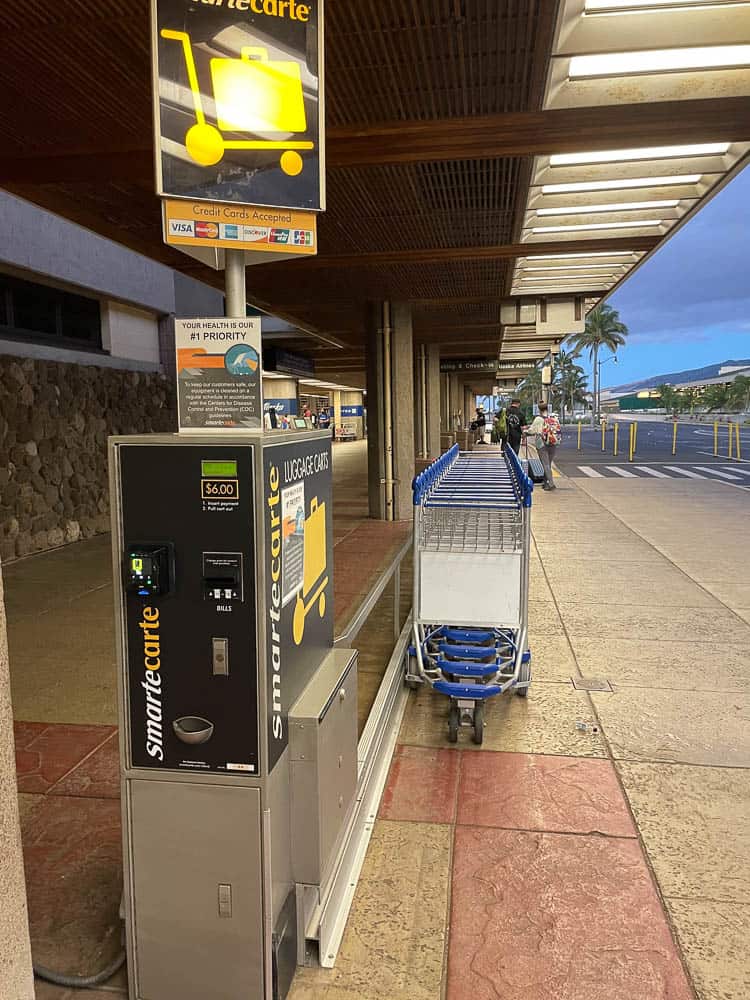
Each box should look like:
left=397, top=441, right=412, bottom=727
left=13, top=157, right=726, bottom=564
left=572, top=677, right=612, bottom=692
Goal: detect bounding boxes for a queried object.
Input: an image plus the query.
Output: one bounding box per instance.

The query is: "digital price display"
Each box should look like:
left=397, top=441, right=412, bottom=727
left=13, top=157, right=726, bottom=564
left=201, top=460, right=238, bottom=478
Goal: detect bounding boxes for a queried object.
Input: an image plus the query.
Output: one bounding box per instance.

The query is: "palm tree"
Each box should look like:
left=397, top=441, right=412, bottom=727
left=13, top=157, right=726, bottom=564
left=518, top=366, right=543, bottom=412
left=566, top=304, right=628, bottom=425
left=552, top=350, right=587, bottom=423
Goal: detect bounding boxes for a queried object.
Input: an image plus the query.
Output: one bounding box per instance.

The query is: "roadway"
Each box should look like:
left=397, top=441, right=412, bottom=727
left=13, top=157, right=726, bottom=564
left=554, top=419, right=750, bottom=491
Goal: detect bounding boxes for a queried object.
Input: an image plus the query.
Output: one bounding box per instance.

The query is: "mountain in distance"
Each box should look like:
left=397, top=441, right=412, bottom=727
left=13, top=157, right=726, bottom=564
left=604, top=359, right=750, bottom=394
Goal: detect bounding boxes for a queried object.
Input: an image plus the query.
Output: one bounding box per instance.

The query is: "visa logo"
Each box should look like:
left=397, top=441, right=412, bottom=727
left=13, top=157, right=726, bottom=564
left=169, top=220, right=194, bottom=235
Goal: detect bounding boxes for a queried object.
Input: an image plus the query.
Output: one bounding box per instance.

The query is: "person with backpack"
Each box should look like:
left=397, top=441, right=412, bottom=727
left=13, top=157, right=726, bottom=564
left=505, top=399, right=526, bottom=454
left=492, top=407, right=508, bottom=449
left=525, top=401, right=561, bottom=491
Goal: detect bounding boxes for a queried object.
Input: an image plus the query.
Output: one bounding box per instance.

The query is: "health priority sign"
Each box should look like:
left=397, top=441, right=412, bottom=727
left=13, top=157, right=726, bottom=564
left=152, top=0, right=324, bottom=212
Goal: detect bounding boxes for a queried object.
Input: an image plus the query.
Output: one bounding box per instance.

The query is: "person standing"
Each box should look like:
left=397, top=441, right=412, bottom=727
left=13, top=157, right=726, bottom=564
left=525, top=402, right=560, bottom=491
left=473, top=406, right=487, bottom=445
left=505, top=399, right=526, bottom=454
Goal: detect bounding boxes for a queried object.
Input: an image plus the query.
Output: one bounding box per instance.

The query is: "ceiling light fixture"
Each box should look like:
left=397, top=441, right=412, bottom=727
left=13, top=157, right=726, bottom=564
left=531, top=220, right=663, bottom=233
left=537, top=199, right=678, bottom=216
left=521, top=263, right=628, bottom=271
left=569, top=46, right=750, bottom=78
left=540, top=174, right=701, bottom=194
left=584, top=0, right=749, bottom=12
left=523, top=251, right=638, bottom=260
left=550, top=143, right=729, bottom=166
left=519, top=275, right=617, bottom=282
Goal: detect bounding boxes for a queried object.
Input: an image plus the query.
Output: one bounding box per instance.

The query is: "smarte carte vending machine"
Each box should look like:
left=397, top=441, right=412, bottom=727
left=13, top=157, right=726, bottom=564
left=110, top=430, right=358, bottom=1000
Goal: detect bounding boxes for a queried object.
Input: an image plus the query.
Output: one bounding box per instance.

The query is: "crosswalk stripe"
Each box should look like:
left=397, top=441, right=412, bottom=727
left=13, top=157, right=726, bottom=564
left=725, top=466, right=750, bottom=476
left=634, top=466, right=670, bottom=478
left=578, top=466, right=605, bottom=478
left=664, top=466, right=706, bottom=479
left=607, top=466, right=638, bottom=478
left=694, top=466, right=742, bottom=481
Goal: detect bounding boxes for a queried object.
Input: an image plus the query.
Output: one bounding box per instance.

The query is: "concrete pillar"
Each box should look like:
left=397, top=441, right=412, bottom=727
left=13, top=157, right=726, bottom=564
left=0, top=568, right=35, bottom=1000
left=440, top=374, right=449, bottom=431
left=449, top=375, right=461, bottom=430
left=333, top=390, right=342, bottom=439
left=341, top=390, right=365, bottom=439
left=365, top=302, right=415, bottom=521
left=464, top=385, right=474, bottom=429
left=426, top=345, right=441, bottom=457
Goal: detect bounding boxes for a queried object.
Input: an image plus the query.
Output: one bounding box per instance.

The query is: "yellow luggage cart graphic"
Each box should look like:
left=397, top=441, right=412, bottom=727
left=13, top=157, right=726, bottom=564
left=293, top=497, right=328, bottom=646
left=161, top=29, right=314, bottom=176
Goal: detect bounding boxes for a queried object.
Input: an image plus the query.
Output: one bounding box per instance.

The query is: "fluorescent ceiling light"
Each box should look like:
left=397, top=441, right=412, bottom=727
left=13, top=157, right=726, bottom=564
left=550, top=143, right=729, bottom=165
left=523, top=251, right=637, bottom=259
left=537, top=199, right=677, bottom=216
left=519, top=275, right=616, bottom=282
left=585, top=0, right=748, bottom=11
left=541, top=174, right=701, bottom=194
left=521, top=263, right=627, bottom=271
left=569, top=46, right=750, bottom=78
left=531, top=220, right=663, bottom=232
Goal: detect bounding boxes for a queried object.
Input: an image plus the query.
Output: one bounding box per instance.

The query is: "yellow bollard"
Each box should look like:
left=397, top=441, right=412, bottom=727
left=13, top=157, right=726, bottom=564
left=736, top=422, right=742, bottom=461
left=629, top=423, right=635, bottom=462
left=601, top=421, right=606, bottom=451
left=713, top=420, right=719, bottom=457
left=613, top=422, right=619, bottom=457
left=728, top=422, right=734, bottom=459
left=672, top=420, right=678, bottom=456
left=633, top=421, right=638, bottom=453
left=577, top=420, right=582, bottom=451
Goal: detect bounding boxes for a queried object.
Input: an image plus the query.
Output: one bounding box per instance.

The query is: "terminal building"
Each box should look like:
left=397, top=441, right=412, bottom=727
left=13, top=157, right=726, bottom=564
left=0, top=2, right=749, bottom=999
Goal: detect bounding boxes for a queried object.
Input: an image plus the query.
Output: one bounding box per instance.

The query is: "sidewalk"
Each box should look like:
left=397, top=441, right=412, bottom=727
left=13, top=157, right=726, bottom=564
left=290, top=473, right=749, bottom=1000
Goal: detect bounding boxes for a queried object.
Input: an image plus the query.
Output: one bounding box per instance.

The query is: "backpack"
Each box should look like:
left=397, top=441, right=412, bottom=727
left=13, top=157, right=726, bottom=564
left=495, top=409, right=507, bottom=436
left=541, top=415, right=561, bottom=446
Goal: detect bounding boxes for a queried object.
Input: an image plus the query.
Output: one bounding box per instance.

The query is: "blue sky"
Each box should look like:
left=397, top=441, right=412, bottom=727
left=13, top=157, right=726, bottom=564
left=581, top=164, right=750, bottom=390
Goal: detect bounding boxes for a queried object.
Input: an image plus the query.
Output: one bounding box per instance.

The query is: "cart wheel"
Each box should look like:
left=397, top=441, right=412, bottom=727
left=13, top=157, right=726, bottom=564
left=405, top=655, right=420, bottom=690
left=516, top=661, right=532, bottom=698
left=472, top=702, right=484, bottom=745
left=318, top=592, right=326, bottom=618
left=448, top=705, right=459, bottom=743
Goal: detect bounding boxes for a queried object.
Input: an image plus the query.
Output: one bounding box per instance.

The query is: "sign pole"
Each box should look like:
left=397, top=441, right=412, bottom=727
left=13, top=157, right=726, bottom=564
left=225, top=250, right=247, bottom=318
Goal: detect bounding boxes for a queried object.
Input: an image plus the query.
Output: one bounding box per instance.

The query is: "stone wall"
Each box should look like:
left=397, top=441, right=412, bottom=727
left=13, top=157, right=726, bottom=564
left=0, top=355, right=175, bottom=563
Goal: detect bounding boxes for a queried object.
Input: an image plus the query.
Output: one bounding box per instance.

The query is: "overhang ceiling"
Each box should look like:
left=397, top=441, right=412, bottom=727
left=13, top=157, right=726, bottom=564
left=0, top=0, right=749, bottom=386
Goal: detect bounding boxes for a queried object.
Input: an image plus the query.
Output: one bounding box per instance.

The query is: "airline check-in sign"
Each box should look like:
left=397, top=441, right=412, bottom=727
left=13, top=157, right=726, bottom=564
left=152, top=0, right=324, bottom=211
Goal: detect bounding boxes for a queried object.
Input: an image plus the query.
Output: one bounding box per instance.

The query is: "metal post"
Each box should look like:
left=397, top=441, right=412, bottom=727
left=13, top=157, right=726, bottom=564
left=577, top=421, right=582, bottom=451
left=713, top=420, right=719, bottom=456
left=601, top=420, right=605, bottom=451
left=633, top=421, right=638, bottom=453
left=629, top=423, right=634, bottom=462
left=728, top=422, right=733, bottom=459
left=382, top=303, right=394, bottom=522
left=736, top=422, right=742, bottom=461
left=420, top=345, right=428, bottom=459
left=225, top=250, right=247, bottom=317
left=393, top=566, right=401, bottom=642
left=613, top=422, right=619, bottom=457
left=672, top=420, right=678, bottom=456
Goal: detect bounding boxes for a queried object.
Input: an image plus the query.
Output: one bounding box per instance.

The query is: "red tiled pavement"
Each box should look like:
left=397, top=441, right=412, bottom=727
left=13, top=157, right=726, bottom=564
left=15, top=722, right=115, bottom=795
left=379, top=745, right=460, bottom=824
left=50, top=732, right=121, bottom=799
left=457, top=752, right=637, bottom=838
left=448, top=827, right=694, bottom=1000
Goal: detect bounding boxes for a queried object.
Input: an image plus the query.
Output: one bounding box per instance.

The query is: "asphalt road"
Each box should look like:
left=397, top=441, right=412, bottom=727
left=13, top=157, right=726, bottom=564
left=554, top=419, right=750, bottom=490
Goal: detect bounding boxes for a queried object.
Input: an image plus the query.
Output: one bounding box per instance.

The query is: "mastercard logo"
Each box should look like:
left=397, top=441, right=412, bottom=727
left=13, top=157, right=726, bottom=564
left=195, top=222, right=219, bottom=239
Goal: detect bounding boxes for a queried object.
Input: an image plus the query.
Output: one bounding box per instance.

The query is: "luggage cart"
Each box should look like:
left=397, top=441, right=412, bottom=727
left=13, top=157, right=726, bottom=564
left=406, top=445, right=534, bottom=744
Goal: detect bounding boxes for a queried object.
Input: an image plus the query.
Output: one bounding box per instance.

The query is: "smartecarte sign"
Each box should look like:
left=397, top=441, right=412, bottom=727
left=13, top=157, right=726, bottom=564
left=152, top=0, right=324, bottom=211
